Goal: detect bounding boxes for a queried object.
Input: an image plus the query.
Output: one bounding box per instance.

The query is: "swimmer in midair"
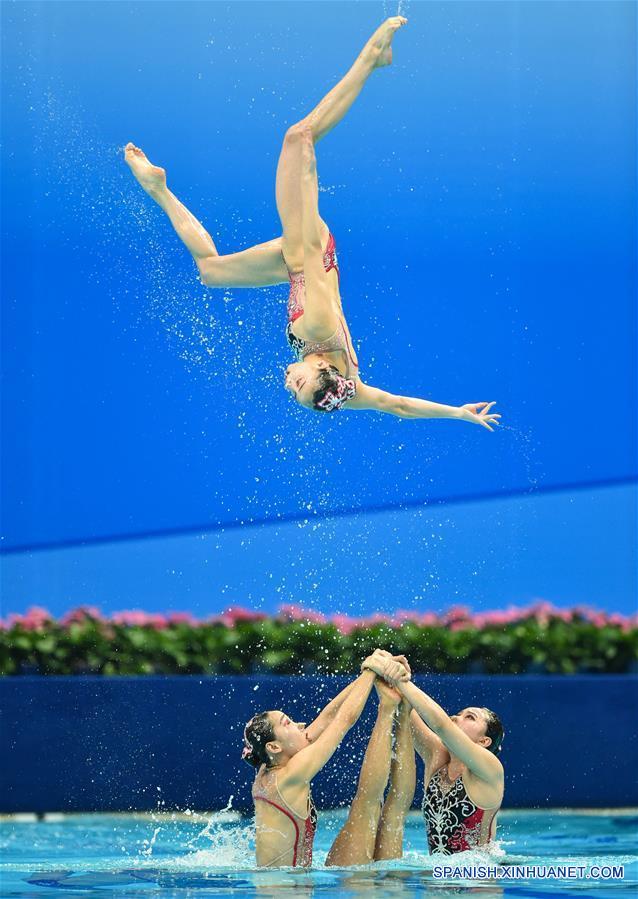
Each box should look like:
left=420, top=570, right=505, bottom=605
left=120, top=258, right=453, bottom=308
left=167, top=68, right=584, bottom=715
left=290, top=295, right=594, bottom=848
left=125, top=16, right=501, bottom=425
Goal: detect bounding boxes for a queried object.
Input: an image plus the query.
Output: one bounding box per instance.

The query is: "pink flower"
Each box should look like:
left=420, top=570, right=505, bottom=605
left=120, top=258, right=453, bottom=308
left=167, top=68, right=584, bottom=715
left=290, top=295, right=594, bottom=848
left=225, top=606, right=268, bottom=624
left=572, top=604, right=598, bottom=620
left=362, top=613, right=393, bottom=628
left=278, top=604, right=307, bottom=622
left=529, top=600, right=556, bottom=615
left=225, top=606, right=253, bottom=622
left=608, top=613, right=627, bottom=627
left=278, top=604, right=326, bottom=625
left=60, top=606, right=104, bottom=626
left=112, top=610, right=147, bottom=626
left=383, top=609, right=441, bottom=628
left=205, top=607, right=267, bottom=627
left=112, top=610, right=168, bottom=629
left=555, top=609, right=573, bottom=623
left=167, top=612, right=200, bottom=626
left=443, top=605, right=471, bottom=626
left=331, top=614, right=358, bottom=636
left=208, top=613, right=234, bottom=628
left=392, top=609, right=421, bottom=626
left=484, top=612, right=513, bottom=627
left=303, top=610, right=327, bottom=624
left=8, top=606, right=53, bottom=631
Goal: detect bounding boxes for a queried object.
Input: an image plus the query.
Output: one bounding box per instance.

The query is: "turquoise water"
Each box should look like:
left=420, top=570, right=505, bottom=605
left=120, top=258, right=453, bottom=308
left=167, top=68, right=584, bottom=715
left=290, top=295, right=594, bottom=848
left=1, top=810, right=637, bottom=897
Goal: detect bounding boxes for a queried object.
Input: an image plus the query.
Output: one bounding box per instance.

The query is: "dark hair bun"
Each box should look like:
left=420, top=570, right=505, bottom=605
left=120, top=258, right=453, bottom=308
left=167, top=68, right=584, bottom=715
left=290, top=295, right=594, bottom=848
left=241, top=747, right=261, bottom=767
left=242, top=711, right=276, bottom=769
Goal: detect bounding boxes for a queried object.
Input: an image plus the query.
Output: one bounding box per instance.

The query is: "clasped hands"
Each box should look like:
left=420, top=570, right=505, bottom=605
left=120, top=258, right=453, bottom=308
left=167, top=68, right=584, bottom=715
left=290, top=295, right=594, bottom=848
left=361, top=648, right=411, bottom=685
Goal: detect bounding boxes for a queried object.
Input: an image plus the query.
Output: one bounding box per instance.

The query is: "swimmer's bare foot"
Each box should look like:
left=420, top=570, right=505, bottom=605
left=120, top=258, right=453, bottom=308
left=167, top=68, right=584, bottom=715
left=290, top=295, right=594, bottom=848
left=123, top=142, right=167, bottom=196
left=363, top=16, right=408, bottom=69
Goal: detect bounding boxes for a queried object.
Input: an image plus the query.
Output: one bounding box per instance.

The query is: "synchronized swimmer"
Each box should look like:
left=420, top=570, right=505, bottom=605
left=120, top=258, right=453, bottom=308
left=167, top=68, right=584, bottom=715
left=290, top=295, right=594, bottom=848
left=124, top=17, right=501, bottom=425
left=242, top=649, right=504, bottom=867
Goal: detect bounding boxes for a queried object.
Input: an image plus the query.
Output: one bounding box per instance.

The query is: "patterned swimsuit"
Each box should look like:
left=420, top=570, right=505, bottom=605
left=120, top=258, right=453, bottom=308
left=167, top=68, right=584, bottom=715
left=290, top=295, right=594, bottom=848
left=283, top=232, right=359, bottom=381
left=422, top=766, right=500, bottom=855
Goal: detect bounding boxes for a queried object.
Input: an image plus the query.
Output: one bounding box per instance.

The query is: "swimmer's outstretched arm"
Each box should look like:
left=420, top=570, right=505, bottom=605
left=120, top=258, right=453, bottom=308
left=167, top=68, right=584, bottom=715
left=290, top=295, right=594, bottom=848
left=281, top=670, right=376, bottom=784
left=347, top=384, right=501, bottom=431
left=395, top=678, right=503, bottom=788
left=410, top=711, right=449, bottom=774
left=304, top=649, right=409, bottom=741
left=282, top=653, right=409, bottom=784
left=304, top=678, right=361, bottom=742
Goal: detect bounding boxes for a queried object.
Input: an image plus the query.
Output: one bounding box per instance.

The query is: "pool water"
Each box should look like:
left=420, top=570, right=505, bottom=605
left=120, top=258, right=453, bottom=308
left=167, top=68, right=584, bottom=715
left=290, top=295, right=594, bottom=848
left=1, top=809, right=636, bottom=897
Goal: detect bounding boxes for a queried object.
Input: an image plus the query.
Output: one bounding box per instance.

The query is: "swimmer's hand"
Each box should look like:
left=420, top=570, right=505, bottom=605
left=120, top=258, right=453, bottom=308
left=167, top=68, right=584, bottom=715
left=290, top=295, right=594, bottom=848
left=375, top=678, right=402, bottom=707
left=391, top=654, right=412, bottom=676
left=361, top=649, right=411, bottom=684
left=459, top=402, right=501, bottom=432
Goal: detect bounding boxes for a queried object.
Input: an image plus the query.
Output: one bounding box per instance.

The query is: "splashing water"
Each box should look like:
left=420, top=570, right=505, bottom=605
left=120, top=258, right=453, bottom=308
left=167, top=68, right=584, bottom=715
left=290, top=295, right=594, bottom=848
left=139, top=825, right=161, bottom=857
left=165, top=799, right=257, bottom=870
left=383, top=0, right=410, bottom=19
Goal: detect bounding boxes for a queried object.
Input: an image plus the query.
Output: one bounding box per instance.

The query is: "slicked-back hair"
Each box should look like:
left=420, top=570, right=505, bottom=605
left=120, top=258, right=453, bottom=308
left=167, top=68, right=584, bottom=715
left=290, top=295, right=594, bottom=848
left=482, top=708, right=505, bottom=755
left=242, top=712, right=276, bottom=768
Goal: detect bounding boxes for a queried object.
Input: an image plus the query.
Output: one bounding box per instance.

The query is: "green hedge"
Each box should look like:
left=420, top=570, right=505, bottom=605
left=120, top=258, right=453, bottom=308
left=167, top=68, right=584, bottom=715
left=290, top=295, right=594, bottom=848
left=1, top=604, right=636, bottom=675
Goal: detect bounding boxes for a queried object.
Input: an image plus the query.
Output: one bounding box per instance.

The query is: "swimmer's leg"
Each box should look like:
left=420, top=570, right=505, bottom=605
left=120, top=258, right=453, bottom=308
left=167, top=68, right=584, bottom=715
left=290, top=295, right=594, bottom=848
left=124, top=143, right=288, bottom=288
left=275, top=17, right=407, bottom=264
left=374, top=699, right=415, bottom=861
left=303, top=16, right=408, bottom=144
left=325, top=689, right=396, bottom=867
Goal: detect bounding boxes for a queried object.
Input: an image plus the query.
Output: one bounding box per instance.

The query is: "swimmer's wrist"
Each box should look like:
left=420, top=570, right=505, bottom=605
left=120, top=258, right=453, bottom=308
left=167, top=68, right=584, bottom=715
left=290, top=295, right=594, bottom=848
left=360, top=657, right=380, bottom=676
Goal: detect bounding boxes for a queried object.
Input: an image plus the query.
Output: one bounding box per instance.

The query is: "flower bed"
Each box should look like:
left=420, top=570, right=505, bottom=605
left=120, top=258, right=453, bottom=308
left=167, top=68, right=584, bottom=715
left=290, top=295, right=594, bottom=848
left=2, top=603, right=636, bottom=676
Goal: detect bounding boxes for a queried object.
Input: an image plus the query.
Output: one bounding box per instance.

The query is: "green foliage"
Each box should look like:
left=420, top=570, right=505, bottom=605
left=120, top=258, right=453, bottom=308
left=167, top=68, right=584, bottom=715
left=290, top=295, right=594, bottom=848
left=1, top=611, right=636, bottom=676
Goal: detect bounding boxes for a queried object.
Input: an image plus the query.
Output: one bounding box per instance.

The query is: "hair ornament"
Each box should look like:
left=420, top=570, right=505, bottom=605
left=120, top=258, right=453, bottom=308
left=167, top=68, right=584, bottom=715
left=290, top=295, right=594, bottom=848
left=316, top=375, right=356, bottom=412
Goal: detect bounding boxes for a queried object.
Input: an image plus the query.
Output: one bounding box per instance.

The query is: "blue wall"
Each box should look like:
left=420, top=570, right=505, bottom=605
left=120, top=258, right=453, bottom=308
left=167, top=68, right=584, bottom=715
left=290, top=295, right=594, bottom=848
left=2, top=1, right=636, bottom=554
left=1, top=675, right=637, bottom=813
left=3, top=482, right=636, bottom=616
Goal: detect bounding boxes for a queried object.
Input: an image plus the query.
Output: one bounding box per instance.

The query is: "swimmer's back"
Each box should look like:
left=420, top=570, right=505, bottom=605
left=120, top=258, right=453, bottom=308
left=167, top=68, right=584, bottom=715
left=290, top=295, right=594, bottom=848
left=253, top=766, right=317, bottom=867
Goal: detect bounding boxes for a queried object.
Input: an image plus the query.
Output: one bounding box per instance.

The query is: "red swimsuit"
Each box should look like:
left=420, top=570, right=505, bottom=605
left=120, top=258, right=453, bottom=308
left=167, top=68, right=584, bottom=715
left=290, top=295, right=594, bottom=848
left=283, top=231, right=359, bottom=381
left=253, top=769, right=317, bottom=867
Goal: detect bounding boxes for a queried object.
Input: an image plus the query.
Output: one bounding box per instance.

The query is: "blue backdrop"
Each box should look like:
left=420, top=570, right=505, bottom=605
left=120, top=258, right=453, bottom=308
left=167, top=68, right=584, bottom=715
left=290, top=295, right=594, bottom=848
left=1, top=2, right=636, bottom=614
left=2, top=676, right=637, bottom=812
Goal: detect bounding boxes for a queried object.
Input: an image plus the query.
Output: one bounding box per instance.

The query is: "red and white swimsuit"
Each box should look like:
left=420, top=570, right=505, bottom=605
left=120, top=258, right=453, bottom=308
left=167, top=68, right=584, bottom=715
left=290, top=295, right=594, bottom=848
left=253, top=767, right=317, bottom=868
left=283, top=231, right=359, bottom=381
left=423, top=766, right=500, bottom=855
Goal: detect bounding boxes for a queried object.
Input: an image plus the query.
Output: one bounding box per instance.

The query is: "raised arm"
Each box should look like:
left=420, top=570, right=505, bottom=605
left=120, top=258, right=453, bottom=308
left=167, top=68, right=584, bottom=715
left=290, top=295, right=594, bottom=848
left=346, top=383, right=500, bottom=431
left=283, top=654, right=410, bottom=785
left=282, top=670, right=376, bottom=784
left=411, top=710, right=450, bottom=773
left=397, top=681, right=503, bottom=787
left=304, top=678, right=360, bottom=743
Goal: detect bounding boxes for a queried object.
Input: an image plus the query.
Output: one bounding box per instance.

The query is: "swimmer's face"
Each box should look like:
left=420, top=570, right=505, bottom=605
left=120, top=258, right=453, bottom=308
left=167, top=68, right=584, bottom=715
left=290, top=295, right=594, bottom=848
left=284, top=360, right=330, bottom=408
left=450, top=707, right=492, bottom=750
left=267, top=710, right=311, bottom=756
